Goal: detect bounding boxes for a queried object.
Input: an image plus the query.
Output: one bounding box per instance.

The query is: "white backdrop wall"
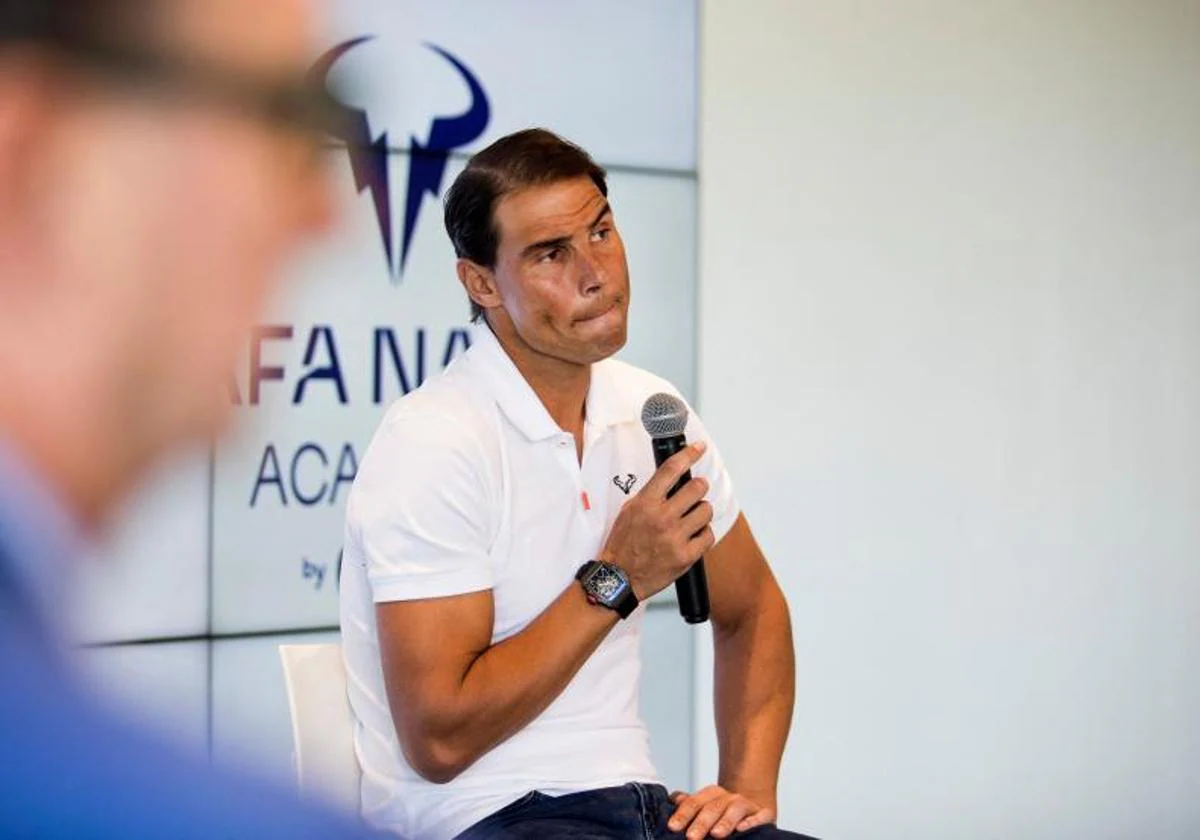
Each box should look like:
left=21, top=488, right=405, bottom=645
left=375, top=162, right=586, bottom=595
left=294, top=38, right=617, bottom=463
left=697, top=1, right=1200, bottom=838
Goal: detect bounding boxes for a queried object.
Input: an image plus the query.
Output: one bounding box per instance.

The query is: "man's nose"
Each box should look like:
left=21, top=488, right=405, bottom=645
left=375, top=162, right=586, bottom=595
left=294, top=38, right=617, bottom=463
left=578, top=245, right=607, bottom=296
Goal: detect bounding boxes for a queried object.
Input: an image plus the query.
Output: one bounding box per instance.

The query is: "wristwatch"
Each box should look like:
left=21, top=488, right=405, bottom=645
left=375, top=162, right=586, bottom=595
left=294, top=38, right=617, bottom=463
left=576, top=560, right=639, bottom=619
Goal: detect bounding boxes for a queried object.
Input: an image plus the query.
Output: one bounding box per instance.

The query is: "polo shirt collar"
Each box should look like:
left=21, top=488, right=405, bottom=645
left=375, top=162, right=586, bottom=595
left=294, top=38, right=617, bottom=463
left=468, top=325, right=640, bottom=442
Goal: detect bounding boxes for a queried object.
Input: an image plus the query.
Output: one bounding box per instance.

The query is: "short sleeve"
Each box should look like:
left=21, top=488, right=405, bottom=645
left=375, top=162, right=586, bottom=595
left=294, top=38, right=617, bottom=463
left=683, top=406, right=741, bottom=543
left=344, top=410, right=495, bottom=603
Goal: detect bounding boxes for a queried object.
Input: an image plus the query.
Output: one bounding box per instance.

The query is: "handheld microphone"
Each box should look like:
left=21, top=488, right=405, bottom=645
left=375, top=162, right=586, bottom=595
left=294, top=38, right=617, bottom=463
left=641, top=393, right=710, bottom=625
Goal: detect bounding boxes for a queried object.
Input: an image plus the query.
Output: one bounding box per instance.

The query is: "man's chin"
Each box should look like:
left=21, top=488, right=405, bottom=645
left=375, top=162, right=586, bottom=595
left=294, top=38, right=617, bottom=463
left=579, top=326, right=628, bottom=364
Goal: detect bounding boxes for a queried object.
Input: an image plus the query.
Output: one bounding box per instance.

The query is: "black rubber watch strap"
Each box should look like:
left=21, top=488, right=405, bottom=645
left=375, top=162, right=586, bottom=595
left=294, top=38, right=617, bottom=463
left=614, top=587, right=638, bottom=619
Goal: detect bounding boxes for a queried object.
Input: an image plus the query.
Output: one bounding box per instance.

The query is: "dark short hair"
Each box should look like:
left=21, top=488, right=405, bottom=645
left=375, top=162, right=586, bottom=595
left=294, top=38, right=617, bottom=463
left=0, top=0, right=143, bottom=49
left=443, top=128, right=608, bottom=323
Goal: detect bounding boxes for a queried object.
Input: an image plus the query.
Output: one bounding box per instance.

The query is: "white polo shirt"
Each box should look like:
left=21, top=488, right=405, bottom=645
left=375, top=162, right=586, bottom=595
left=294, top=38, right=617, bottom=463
left=339, top=326, right=739, bottom=840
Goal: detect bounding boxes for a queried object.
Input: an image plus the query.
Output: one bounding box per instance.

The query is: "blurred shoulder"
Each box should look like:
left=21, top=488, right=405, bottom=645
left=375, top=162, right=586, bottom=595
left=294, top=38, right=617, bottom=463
left=0, top=625, right=379, bottom=839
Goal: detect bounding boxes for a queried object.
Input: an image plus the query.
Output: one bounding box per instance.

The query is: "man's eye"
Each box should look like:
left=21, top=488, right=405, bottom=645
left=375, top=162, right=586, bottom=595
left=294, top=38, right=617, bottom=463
left=538, top=247, right=563, bottom=263
left=591, top=227, right=612, bottom=243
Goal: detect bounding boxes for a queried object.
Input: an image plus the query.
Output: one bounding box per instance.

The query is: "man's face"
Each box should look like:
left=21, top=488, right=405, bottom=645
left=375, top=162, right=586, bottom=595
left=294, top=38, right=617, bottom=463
left=44, top=0, right=334, bottom=453
left=488, top=175, right=631, bottom=367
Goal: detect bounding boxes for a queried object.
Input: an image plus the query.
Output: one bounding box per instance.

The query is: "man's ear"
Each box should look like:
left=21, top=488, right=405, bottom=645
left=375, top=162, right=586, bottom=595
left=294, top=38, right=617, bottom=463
left=456, top=259, right=503, bottom=315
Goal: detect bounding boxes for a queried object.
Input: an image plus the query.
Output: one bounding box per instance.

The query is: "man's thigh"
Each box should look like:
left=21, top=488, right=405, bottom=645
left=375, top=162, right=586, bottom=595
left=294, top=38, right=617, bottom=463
left=458, top=785, right=821, bottom=840
left=456, top=787, right=646, bottom=839
left=660, top=821, right=818, bottom=840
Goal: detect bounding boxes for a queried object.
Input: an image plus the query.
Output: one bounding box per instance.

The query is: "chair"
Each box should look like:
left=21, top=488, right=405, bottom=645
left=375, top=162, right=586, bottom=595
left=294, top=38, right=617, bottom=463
left=278, top=643, right=362, bottom=813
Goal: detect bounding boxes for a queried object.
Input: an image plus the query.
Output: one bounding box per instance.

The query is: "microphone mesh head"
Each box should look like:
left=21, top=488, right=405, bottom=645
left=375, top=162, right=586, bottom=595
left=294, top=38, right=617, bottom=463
left=641, top=392, right=689, bottom=438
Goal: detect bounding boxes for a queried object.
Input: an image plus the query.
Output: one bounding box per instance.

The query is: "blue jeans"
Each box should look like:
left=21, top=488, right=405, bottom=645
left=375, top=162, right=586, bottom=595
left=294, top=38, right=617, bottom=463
left=455, top=783, right=819, bottom=839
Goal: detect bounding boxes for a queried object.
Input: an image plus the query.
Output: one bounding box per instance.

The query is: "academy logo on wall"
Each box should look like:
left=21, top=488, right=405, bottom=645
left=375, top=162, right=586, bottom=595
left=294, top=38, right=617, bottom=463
left=311, top=37, right=491, bottom=281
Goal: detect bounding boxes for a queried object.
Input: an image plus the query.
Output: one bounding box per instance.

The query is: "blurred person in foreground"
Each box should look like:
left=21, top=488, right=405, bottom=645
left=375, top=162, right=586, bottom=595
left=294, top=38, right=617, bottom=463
left=0, top=0, right=383, bottom=836
left=341, top=129, right=819, bottom=840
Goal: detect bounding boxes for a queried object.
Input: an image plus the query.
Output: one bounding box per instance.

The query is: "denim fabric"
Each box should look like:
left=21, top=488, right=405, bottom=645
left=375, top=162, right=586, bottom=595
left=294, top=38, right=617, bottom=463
left=456, top=783, right=819, bottom=840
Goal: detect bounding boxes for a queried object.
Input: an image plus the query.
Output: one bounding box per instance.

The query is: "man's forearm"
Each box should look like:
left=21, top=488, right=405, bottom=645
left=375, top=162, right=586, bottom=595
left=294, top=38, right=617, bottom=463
left=713, top=582, right=795, bottom=805
left=405, top=583, right=618, bottom=779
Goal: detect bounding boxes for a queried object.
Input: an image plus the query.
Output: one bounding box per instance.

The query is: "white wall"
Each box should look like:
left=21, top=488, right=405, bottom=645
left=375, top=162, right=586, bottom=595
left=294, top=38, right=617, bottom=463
left=697, top=2, right=1200, bottom=838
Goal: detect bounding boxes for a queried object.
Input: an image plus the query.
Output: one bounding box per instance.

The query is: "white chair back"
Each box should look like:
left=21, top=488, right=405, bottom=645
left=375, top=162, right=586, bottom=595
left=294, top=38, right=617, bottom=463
left=278, top=643, right=362, bottom=813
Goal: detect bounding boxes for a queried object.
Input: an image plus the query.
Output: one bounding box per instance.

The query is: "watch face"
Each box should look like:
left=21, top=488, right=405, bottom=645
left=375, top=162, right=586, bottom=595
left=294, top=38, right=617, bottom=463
left=588, top=564, right=629, bottom=605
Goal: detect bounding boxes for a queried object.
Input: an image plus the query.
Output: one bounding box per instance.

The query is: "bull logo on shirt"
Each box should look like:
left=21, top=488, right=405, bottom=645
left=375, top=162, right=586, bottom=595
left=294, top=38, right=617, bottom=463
left=612, top=473, right=638, bottom=495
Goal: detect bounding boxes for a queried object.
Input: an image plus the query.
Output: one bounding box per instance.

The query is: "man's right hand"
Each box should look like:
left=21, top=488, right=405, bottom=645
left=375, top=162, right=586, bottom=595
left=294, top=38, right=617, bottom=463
left=598, top=441, right=716, bottom=601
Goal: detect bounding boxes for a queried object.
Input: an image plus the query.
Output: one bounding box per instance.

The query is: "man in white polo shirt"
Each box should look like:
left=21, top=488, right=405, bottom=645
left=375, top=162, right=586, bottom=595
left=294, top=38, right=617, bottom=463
left=341, top=129, right=814, bottom=840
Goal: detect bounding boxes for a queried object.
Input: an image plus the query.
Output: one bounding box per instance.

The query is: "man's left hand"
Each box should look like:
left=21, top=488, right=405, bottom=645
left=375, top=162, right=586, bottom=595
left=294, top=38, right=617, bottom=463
left=667, top=785, right=776, bottom=839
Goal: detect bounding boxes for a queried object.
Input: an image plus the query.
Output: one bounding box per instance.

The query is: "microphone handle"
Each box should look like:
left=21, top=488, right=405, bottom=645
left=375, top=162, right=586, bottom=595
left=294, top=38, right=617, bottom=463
left=651, top=434, right=711, bottom=624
